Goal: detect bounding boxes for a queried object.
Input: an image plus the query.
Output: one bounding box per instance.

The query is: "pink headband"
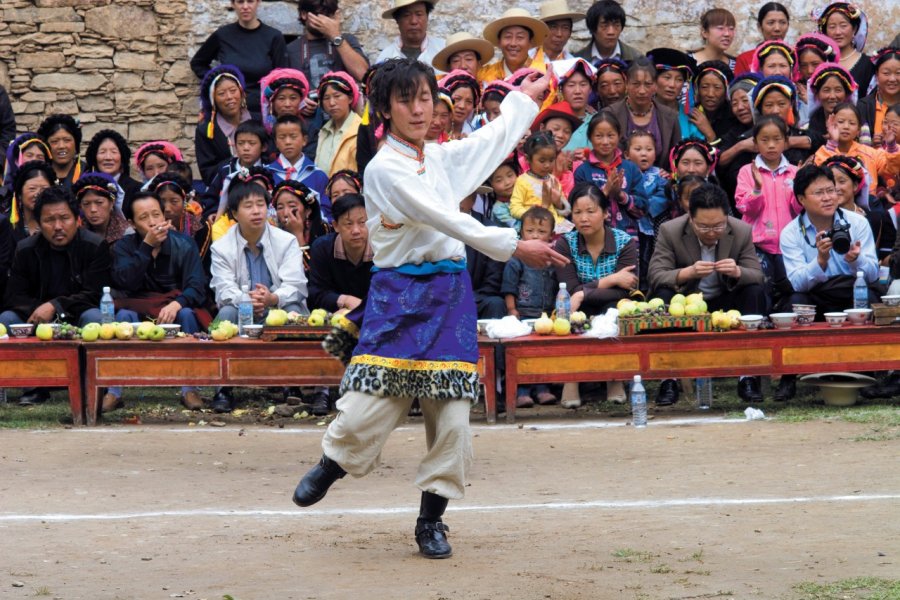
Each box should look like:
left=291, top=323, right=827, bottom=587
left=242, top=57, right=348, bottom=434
left=317, top=71, right=360, bottom=107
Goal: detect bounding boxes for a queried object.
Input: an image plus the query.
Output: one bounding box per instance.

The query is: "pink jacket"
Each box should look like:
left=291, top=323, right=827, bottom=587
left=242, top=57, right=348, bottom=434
left=735, top=156, right=801, bottom=255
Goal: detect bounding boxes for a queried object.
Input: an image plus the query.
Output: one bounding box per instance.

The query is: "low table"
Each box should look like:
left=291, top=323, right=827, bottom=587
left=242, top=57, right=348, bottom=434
left=0, top=339, right=83, bottom=424
left=502, top=324, right=900, bottom=424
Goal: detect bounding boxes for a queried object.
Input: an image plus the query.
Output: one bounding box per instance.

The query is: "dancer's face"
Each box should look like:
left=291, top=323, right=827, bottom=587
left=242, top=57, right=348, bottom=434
left=385, top=76, right=434, bottom=147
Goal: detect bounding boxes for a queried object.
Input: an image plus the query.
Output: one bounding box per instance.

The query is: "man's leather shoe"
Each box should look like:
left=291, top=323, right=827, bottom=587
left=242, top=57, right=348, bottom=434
left=415, top=519, right=452, bottom=559
left=738, top=377, right=763, bottom=402
left=773, top=376, right=796, bottom=401
left=182, top=391, right=204, bottom=411
left=211, top=390, right=233, bottom=413
left=860, top=373, right=900, bottom=399
left=101, top=392, right=123, bottom=412
left=292, top=455, right=346, bottom=507
left=655, top=379, right=679, bottom=406
left=18, top=388, right=50, bottom=406
left=305, top=391, right=330, bottom=416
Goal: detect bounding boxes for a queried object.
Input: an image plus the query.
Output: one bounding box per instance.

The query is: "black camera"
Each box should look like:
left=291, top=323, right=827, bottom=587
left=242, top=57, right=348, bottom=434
left=824, top=221, right=852, bottom=254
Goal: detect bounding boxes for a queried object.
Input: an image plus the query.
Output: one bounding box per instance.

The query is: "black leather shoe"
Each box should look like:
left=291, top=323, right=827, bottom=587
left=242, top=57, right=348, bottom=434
left=307, top=391, right=330, bottom=416
left=738, top=377, right=763, bottom=402
left=655, top=379, right=679, bottom=406
left=18, top=388, right=50, bottom=406
left=292, top=455, right=346, bottom=507
left=415, top=519, right=452, bottom=559
left=773, top=376, right=796, bottom=401
left=211, top=390, right=234, bottom=413
left=860, top=373, right=900, bottom=399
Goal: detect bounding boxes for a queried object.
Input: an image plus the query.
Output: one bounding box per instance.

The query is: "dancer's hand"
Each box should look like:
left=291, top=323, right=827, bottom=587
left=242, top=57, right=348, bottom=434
left=514, top=239, right=569, bottom=269
left=519, top=67, right=553, bottom=106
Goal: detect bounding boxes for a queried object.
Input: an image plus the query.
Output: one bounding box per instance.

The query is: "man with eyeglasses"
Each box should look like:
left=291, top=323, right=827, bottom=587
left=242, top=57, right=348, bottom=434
left=648, top=182, right=766, bottom=404
left=775, top=164, right=880, bottom=401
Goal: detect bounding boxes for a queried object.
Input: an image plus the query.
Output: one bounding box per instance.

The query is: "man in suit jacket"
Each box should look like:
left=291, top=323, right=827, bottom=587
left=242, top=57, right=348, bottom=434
left=647, top=182, right=767, bottom=404
left=574, top=0, right=643, bottom=64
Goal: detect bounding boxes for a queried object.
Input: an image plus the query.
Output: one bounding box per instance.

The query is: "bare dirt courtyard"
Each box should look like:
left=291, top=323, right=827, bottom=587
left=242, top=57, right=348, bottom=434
left=2, top=416, right=898, bottom=599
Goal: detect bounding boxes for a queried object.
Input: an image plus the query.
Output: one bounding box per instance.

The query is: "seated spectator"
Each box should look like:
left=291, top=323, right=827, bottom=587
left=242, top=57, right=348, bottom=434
left=376, top=0, right=445, bottom=66
left=266, top=115, right=330, bottom=215
left=805, top=63, right=857, bottom=139
left=459, top=192, right=506, bottom=319
left=315, top=72, right=362, bottom=177
left=555, top=182, right=638, bottom=406
left=593, top=58, right=627, bottom=109
left=84, top=130, right=140, bottom=207
left=649, top=182, right=766, bottom=403
left=687, top=8, right=737, bottom=71
left=815, top=102, right=900, bottom=188
left=431, top=32, right=494, bottom=78
left=574, top=0, right=643, bottom=63
left=716, top=73, right=761, bottom=198
left=859, top=48, right=900, bottom=145
left=325, top=169, right=362, bottom=202
left=204, top=121, right=269, bottom=220
left=273, top=180, right=330, bottom=269
left=777, top=163, right=880, bottom=401
left=502, top=206, right=558, bottom=408
left=259, top=68, right=310, bottom=136
left=195, top=65, right=252, bottom=185
left=0, top=186, right=110, bottom=405
left=73, top=173, right=129, bottom=246
left=478, top=8, right=550, bottom=83
left=37, top=114, right=84, bottom=190
left=210, top=167, right=308, bottom=413
left=533, top=0, right=583, bottom=62
left=9, top=161, right=55, bottom=244
left=2, top=134, right=51, bottom=212
left=287, top=0, right=369, bottom=88
left=108, top=191, right=210, bottom=413
left=135, top=141, right=183, bottom=184
left=147, top=173, right=213, bottom=273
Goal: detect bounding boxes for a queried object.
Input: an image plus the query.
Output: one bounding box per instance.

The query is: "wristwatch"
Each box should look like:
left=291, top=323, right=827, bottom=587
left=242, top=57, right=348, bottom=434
left=331, top=35, right=344, bottom=47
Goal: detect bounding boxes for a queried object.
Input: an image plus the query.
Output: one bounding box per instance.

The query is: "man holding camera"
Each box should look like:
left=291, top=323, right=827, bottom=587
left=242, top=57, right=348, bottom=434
left=287, top=0, right=369, bottom=89
left=776, top=164, right=880, bottom=400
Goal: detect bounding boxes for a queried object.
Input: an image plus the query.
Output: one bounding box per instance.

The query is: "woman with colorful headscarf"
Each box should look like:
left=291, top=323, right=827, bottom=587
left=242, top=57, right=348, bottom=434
left=85, top=130, right=140, bottom=207
left=272, top=179, right=329, bottom=271
left=478, top=80, right=515, bottom=125
left=859, top=47, right=900, bottom=146
left=648, top=48, right=701, bottom=141
left=134, top=141, right=184, bottom=183
left=690, top=61, right=738, bottom=147
left=794, top=33, right=840, bottom=125
left=190, top=0, right=287, bottom=119
left=733, top=2, right=790, bottom=76
left=148, top=172, right=212, bottom=271
left=194, top=65, right=252, bottom=185
left=1, top=133, right=50, bottom=213
left=73, top=172, right=129, bottom=245
left=654, top=139, right=718, bottom=229
left=716, top=73, right=762, bottom=198
left=751, top=40, right=798, bottom=80
left=806, top=63, right=858, bottom=139
left=259, top=68, right=310, bottom=134
left=593, top=57, right=627, bottom=109
left=556, top=58, right=597, bottom=152
left=816, top=2, right=875, bottom=95
left=9, top=161, right=56, bottom=243
left=441, top=70, right=482, bottom=140
left=315, top=71, right=361, bottom=176
left=37, top=114, right=84, bottom=190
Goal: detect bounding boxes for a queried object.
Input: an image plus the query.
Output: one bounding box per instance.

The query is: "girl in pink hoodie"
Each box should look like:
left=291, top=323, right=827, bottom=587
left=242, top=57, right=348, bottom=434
left=735, top=114, right=802, bottom=310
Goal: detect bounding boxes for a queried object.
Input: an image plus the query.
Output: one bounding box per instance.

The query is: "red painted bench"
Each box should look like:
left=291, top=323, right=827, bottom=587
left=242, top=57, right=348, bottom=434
left=0, top=339, right=84, bottom=424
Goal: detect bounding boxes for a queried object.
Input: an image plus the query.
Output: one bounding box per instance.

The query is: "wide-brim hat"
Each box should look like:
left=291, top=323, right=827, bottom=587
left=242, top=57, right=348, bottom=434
left=382, top=0, right=437, bottom=20
left=432, top=32, right=496, bottom=72
left=483, top=8, right=550, bottom=48
left=539, top=0, right=585, bottom=23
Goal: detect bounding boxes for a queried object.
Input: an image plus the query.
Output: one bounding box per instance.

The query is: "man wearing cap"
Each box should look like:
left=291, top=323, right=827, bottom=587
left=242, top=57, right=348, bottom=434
left=478, top=8, right=551, bottom=83
left=575, top=0, right=643, bottom=64
left=530, top=0, right=584, bottom=62
left=288, top=0, right=369, bottom=88
left=376, top=0, right=445, bottom=66
left=432, top=32, right=495, bottom=80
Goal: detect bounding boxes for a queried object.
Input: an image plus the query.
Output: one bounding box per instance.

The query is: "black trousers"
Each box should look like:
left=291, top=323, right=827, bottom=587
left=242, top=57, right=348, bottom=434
left=654, top=283, right=767, bottom=315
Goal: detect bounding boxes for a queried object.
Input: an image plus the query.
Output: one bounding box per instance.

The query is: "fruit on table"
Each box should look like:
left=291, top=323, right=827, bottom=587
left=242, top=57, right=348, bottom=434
left=136, top=321, right=155, bottom=340
left=307, top=313, right=326, bottom=327
left=115, top=322, right=134, bottom=340
left=670, top=293, right=686, bottom=305
left=648, top=298, right=665, bottom=310
left=668, top=303, right=685, bottom=317
left=99, top=322, right=116, bottom=340
left=534, top=312, right=554, bottom=335
left=149, top=325, right=166, bottom=341
left=36, top=323, right=54, bottom=341
left=727, top=309, right=741, bottom=327
left=81, top=323, right=101, bottom=342
left=211, top=327, right=229, bottom=341
left=552, top=318, right=571, bottom=335
left=265, top=309, right=288, bottom=327
left=331, top=313, right=345, bottom=327
left=570, top=311, right=587, bottom=325
left=0, top=323, right=6, bottom=337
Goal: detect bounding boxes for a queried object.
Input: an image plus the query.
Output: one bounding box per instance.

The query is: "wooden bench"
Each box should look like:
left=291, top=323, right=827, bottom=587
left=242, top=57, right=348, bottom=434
left=502, top=324, right=900, bottom=424
left=0, top=339, right=84, bottom=425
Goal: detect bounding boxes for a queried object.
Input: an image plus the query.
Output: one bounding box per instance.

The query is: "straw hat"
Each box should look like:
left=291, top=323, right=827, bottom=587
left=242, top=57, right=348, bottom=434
left=483, top=8, right=550, bottom=48
left=432, top=32, right=496, bottom=72
left=382, top=0, right=437, bottom=20
left=538, top=0, right=585, bottom=23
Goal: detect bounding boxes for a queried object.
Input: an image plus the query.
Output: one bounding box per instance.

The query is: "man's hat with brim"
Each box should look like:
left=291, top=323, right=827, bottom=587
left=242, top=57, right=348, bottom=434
left=382, top=0, right=437, bottom=20
left=432, top=32, right=496, bottom=72
left=483, top=8, right=550, bottom=48
left=531, top=101, right=582, bottom=132
left=647, top=48, right=698, bottom=80
left=539, top=0, right=585, bottom=23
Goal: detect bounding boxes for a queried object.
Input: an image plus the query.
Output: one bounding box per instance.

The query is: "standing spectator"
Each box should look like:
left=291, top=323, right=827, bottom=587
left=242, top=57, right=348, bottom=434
left=2, top=134, right=50, bottom=212
left=431, top=32, right=494, bottom=79
left=37, top=114, right=84, bottom=190
left=9, top=161, right=55, bottom=244
left=441, top=70, right=481, bottom=139
left=478, top=8, right=550, bottom=82
left=733, top=3, right=790, bottom=76
left=533, top=0, right=584, bottom=62
left=315, top=72, right=361, bottom=176
left=266, top=114, right=330, bottom=215
left=814, top=102, right=900, bottom=188
left=376, top=0, right=445, bottom=66
left=0, top=83, right=17, bottom=172
left=575, top=0, right=643, bottom=64
left=647, top=48, right=701, bottom=141
left=687, top=8, right=737, bottom=72
left=195, top=65, right=252, bottom=185
left=556, top=58, right=596, bottom=152
left=259, top=69, right=310, bottom=135
left=84, top=130, right=140, bottom=207
left=795, top=33, right=840, bottom=127
left=204, top=120, right=269, bottom=221
left=190, top=0, right=287, bottom=119
left=805, top=63, right=857, bottom=139
left=816, top=2, right=875, bottom=95
left=73, top=173, right=129, bottom=246
left=287, top=0, right=369, bottom=89
left=593, top=58, right=628, bottom=109
left=858, top=47, right=900, bottom=146
left=690, top=61, right=738, bottom=149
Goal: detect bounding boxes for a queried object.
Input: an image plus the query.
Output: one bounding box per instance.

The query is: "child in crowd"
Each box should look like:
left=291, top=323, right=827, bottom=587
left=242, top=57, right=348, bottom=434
left=815, top=102, right=900, bottom=187
left=534, top=101, right=582, bottom=198
left=476, top=80, right=515, bottom=126
left=626, top=129, right=667, bottom=289
left=509, top=131, right=572, bottom=234
left=135, top=141, right=182, bottom=183
left=574, top=112, right=647, bottom=240
left=501, top=206, right=558, bottom=408
left=488, top=159, right=520, bottom=230
left=267, top=114, right=331, bottom=220
left=735, top=115, right=800, bottom=311
left=205, top=120, right=269, bottom=219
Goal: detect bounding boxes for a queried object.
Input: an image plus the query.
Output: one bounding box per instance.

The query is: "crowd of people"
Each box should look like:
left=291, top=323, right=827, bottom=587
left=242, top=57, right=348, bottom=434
left=1, top=0, right=899, bottom=412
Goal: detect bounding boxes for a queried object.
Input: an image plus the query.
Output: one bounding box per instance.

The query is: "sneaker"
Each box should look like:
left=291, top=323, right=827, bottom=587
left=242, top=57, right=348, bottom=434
left=607, top=381, right=627, bottom=404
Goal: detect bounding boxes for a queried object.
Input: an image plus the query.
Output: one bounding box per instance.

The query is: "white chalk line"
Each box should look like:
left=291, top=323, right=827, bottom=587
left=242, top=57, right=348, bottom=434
left=1, top=493, right=897, bottom=524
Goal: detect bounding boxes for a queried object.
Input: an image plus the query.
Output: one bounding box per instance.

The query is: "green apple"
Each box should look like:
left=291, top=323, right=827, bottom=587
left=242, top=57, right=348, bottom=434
left=684, top=303, right=702, bottom=316
left=81, top=323, right=101, bottom=342
left=99, top=322, right=116, bottom=340
left=149, top=325, right=166, bottom=341
left=648, top=298, right=665, bottom=310
left=668, top=303, right=685, bottom=317
left=0, top=323, right=6, bottom=337
left=670, top=294, right=686, bottom=305
left=136, top=321, right=155, bottom=340
left=308, top=313, right=325, bottom=327
left=36, top=323, right=54, bottom=341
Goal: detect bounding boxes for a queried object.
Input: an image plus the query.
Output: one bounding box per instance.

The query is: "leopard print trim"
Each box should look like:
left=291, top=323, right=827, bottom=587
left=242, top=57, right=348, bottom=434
left=340, top=362, right=480, bottom=402
left=322, top=328, right=359, bottom=366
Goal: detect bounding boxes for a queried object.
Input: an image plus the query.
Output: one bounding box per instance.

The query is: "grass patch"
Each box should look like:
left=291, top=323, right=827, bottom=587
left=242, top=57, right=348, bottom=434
left=792, top=577, right=900, bottom=599
left=649, top=564, right=672, bottom=574
left=612, top=548, right=656, bottom=563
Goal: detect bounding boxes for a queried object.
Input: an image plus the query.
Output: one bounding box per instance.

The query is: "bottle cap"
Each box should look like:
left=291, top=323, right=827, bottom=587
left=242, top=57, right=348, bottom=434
left=633, top=375, right=641, bottom=383
left=103, top=286, right=110, bottom=293
left=559, top=282, right=567, bottom=290
left=856, top=271, right=863, bottom=277
left=241, top=284, right=249, bottom=292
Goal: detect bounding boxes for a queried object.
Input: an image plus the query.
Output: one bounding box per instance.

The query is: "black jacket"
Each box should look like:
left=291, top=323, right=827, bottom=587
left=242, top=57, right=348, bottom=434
left=465, top=211, right=505, bottom=311
left=2, top=228, right=110, bottom=320
left=307, top=232, right=373, bottom=312
left=0, top=86, right=16, bottom=173
left=118, top=174, right=143, bottom=206
left=111, top=231, right=208, bottom=309
left=0, top=215, right=14, bottom=301
left=194, top=120, right=233, bottom=186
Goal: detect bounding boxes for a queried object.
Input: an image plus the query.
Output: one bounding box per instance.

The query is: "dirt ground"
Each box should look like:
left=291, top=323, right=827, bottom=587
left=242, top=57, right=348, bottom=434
left=1, top=417, right=898, bottom=600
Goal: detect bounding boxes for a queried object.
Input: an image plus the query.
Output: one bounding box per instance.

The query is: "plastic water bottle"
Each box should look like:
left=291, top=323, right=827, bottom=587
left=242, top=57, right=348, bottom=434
left=555, top=282, right=571, bottom=321
left=238, top=285, right=253, bottom=336
left=100, top=286, right=115, bottom=323
left=853, top=271, right=869, bottom=309
left=696, top=377, right=712, bottom=410
left=631, top=375, right=647, bottom=428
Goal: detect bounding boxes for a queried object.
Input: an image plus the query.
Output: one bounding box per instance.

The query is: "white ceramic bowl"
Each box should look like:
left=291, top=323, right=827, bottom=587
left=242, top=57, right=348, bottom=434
left=844, top=308, right=873, bottom=325
left=738, top=314, right=764, bottom=330
left=9, top=323, right=34, bottom=338
left=823, top=312, right=847, bottom=327
left=769, top=312, right=797, bottom=330
left=243, top=324, right=264, bottom=339
left=881, top=295, right=900, bottom=307
left=159, top=324, right=181, bottom=338
left=792, top=305, right=816, bottom=327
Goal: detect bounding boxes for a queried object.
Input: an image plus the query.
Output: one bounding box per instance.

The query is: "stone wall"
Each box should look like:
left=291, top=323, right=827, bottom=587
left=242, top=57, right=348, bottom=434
left=0, top=0, right=896, bottom=171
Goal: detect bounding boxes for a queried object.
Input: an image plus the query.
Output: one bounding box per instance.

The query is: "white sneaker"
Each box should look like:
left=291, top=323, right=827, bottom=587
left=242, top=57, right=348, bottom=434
left=607, top=381, right=627, bottom=404
left=561, top=382, right=581, bottom=409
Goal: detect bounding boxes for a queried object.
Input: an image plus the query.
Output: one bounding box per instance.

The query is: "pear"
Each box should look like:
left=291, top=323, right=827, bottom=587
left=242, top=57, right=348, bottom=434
left=534, top=312, right=554, bottom=335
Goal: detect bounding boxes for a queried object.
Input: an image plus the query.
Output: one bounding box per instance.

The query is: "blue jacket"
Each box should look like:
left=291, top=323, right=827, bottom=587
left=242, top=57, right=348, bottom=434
left=501, top=257, right=556, bottom=319
left=574, top=152, right=650, bottom=237
left=266, top=154, right=332, bottom=222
